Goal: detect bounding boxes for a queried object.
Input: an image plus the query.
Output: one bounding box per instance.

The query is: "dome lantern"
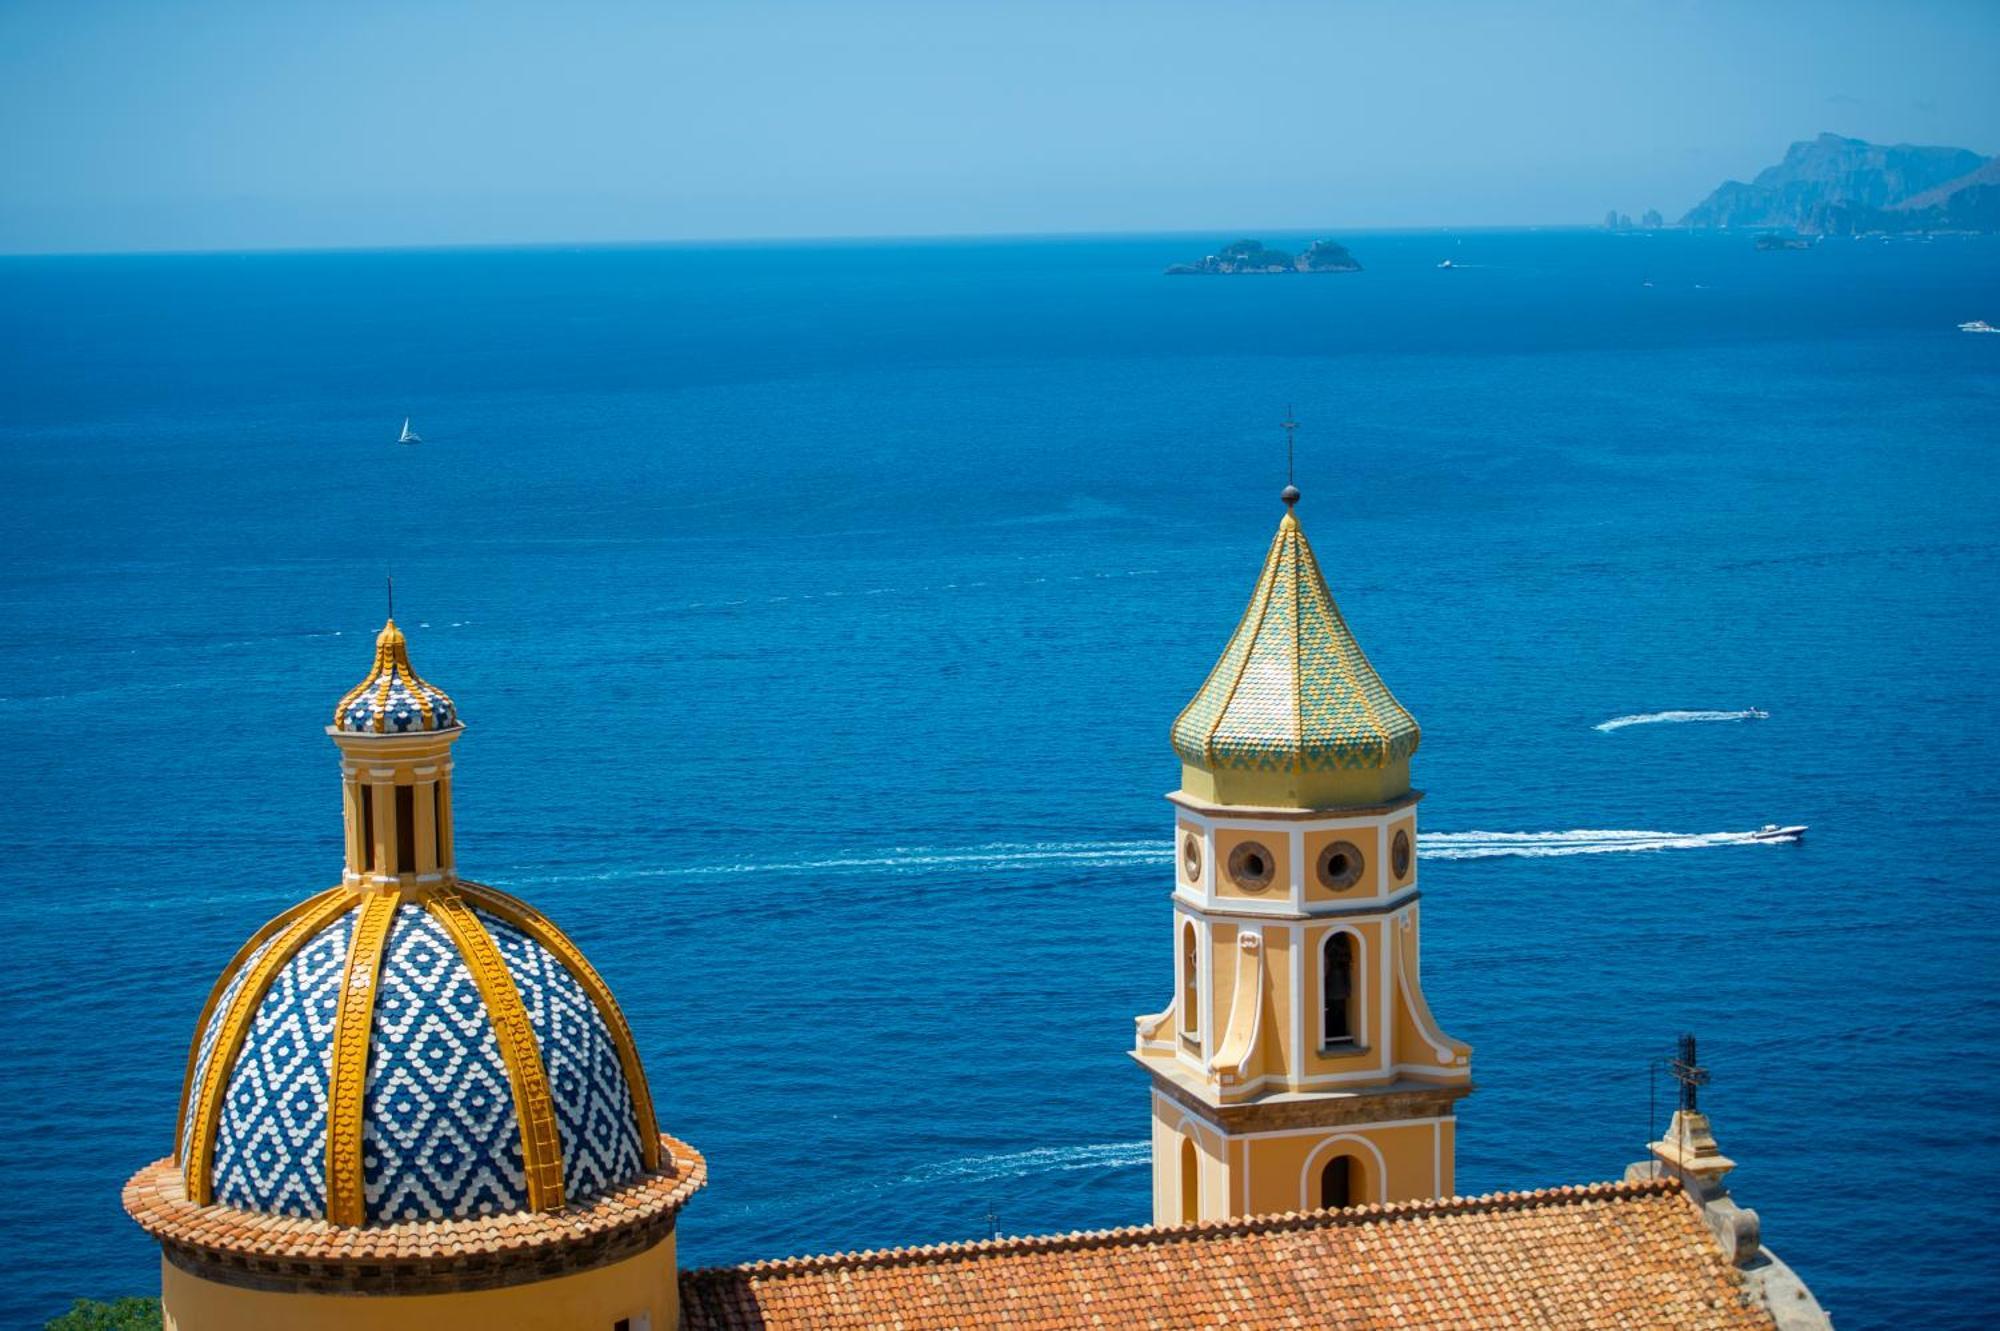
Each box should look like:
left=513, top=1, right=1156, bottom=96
left=328, top=618, right=465, bottom=888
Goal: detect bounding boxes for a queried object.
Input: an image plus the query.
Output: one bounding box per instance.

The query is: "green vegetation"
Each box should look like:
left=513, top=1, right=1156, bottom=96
left=1218, top=238, right=1294, bottom=269
left=1297, top=239, right=1359, bottom=271
left=45, top=1298, right=161, bottom=1331
left=1165, top=237, right=1361, bottom=275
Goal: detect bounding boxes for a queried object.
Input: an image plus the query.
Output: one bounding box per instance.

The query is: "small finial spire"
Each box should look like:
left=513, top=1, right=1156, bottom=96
left=1280, top=406, right=1301, bottom=507
left=386, top=574, right=395, bottom=623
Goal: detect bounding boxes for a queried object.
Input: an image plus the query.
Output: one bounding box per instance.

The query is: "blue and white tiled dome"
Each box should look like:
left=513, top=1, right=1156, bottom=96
left=333, top=619, right=459, bottom=734
left=177, top=888, right=656, bottom=1223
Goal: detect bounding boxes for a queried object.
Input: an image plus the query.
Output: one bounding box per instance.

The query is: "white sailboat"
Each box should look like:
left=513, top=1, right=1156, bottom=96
left=397, top=417, right=422, bottom=445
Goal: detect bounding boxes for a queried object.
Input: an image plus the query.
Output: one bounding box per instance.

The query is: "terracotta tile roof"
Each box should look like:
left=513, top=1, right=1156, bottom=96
left=680, top=1178, right=1776, bottom=1331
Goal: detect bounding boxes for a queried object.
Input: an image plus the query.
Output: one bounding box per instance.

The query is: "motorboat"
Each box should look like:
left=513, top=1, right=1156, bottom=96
left=1959, top=320, right=1998, bottom=334
left=1750, top=824, right=1807, bottom=842
left=1437, top=259, right=1455, bottom=269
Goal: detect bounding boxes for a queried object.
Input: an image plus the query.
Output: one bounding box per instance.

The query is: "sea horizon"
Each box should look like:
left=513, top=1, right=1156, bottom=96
left=0, top=219, right=1804, bottom=262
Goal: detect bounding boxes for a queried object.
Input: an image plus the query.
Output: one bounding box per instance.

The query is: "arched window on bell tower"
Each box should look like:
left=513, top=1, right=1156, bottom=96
left=1322, top=932, right=1355, bottom=1048
left=1180, top=1137, right=1200, bottom=1223
left=1179, top=922, right=1199, bottom=1039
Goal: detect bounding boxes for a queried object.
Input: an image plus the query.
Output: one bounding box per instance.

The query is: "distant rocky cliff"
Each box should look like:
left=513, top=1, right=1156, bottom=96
left=1682, top=133, right=1995, bottom=234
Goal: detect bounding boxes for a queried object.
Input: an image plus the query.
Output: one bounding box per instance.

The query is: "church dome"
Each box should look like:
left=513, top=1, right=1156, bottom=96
left=1172, top=506, right=1420, bottom=778
left=175, top=880, right=660, bottom=1224
left=334, top=618, right=459, bottom=733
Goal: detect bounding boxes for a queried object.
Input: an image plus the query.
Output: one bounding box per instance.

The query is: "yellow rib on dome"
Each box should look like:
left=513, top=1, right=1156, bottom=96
left=184, top=888, right=360, bottom=1205
left=323, top=889, right=401, bottom=1225
left=174, top=886, right=351, bottom=1159
left=1170, top=509, right=1419, bottom=775
left=464, top=881, right=663, bottom=1171
left=426, top=885, right=568, bottom=1212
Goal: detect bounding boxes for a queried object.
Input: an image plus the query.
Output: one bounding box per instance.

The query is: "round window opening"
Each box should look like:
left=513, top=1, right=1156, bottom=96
left=1317, top=840, right=1365, bottom=891
left=1227, top=840, right=1275, bottom=892
left=1391, top=829, right=1412, bottom=880
left=1181, top=833, right=1203, bottom=883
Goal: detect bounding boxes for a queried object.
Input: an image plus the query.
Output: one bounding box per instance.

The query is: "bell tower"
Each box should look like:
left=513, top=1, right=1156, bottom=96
left=1133, top=484, right=1471, bottom=1225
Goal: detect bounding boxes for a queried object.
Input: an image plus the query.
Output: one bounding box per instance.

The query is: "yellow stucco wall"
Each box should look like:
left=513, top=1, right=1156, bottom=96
left=1386, top=815, right=1416, bottom=889
left=1300, top=919, right=1385, bottom=1074
left=1209, top=920, right=1240, bottom=1038
left=1151, top=1096, right=1448, bottom=1224
left=1264, top=928, right=1297, bottom=1067
left=1151, top=1104, right=1226, bottom=1224
left=1242, top=1121, right=1442, bottom=1213
left=1178, top=761, right=1409, bottom=809
left=159, top=1233, right=677, bottom=1331
left=1146, top=796, right=1466, bottom=1228
left=1211, top=827, right=1287, bottom=901
left=1176, top=821, right=1205, bottom=890
left=1301, top=827, right=1376, bottom=902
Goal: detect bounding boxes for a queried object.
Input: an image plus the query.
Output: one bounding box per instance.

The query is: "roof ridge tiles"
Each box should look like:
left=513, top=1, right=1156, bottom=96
left=681, top=1177, right=1685, bottom=1282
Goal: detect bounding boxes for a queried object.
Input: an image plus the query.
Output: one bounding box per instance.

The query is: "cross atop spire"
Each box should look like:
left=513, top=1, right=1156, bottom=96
left=1668, top=1033, right=1710, bottom=1113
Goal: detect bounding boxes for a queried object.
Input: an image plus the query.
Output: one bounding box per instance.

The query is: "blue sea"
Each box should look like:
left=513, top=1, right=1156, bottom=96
left=2, top=230, right=1996, bottom=1329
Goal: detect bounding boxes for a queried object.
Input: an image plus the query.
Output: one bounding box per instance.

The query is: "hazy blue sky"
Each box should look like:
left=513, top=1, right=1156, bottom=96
left=3, top=0, right=1996, bottom=253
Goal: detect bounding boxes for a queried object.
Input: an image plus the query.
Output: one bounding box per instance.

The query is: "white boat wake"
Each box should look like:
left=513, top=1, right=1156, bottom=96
left=506, top=826, right=1798, bottom=886
left=504, top=840, right=1170, bottom=886
left=1424, top=829, right=1776, bottom=860
left=900, top=1142, right=1150, bottom=1186
left=1594, top=708, right=1768, bottom=732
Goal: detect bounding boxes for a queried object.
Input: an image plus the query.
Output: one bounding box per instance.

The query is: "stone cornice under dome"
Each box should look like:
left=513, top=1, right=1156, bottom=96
left=124, top=1135, right=705, bottom=1295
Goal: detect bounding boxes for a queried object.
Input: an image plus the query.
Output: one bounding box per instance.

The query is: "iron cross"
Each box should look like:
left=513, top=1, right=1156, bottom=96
left=1668, top=1033, right=1710, bottom=1113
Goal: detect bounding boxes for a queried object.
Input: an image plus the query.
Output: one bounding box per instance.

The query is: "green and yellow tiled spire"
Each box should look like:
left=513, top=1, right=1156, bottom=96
left=1171, top=496, right=1419, bottom=808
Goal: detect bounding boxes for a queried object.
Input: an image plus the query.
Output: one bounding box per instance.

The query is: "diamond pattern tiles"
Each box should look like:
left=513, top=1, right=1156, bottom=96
left=185, top=895, right=651, bottom=1224
left=479, top=908, right=645, bottom=1202
left=1171, top=511, right=1420, bottom=773
left=333, top=619, right=459, bottom=734
left=363, top=905, right=527, bottom=1221
left=180, top=931, right=283, bottom=1167
left=338, top=674, right=457, bottom=735
left=210, top=911, right=354, bottom=1215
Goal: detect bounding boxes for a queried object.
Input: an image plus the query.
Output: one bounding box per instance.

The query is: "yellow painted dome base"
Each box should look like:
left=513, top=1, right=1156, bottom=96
left=1179, top=759, right=1410, bottom=810
left=160, top=1234, right=678, bottom=1331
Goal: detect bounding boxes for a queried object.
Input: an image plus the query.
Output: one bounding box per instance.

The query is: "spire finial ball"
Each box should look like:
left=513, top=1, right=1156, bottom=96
left=1281, top=484, right=1301, bottom=508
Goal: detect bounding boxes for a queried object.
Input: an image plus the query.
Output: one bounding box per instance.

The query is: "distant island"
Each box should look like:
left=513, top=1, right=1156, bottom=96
left=1602, top=209, right=1665, bottom=231
left=1166, top=238, right=1361, bottom=275
left=1681, top=133, right=1998, bottom=235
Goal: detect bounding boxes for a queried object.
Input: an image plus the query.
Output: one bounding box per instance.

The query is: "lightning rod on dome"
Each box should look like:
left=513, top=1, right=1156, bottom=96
left=1280, top=406, right=1301, bottom=507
